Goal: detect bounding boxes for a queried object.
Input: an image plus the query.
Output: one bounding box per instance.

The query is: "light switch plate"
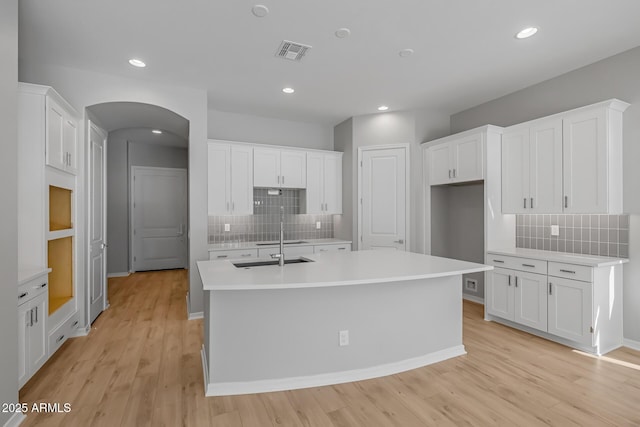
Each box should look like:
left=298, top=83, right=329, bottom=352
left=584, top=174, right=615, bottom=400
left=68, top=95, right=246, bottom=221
left=551, top=225, right=559, bottom=236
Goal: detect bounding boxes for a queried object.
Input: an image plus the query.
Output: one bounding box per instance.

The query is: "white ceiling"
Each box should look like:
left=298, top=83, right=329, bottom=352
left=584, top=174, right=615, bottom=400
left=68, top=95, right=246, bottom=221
left=19, top=0, right=640, bottom=126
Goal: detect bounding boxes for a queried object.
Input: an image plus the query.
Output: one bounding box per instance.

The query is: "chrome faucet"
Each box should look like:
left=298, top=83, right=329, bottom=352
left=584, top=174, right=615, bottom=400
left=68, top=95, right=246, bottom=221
left=271, top=204, right=285, bottom=266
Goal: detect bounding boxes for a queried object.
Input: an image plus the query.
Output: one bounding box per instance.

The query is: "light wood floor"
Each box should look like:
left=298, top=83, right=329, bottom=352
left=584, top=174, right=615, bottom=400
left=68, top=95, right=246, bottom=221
left=20, top=270, right=640, bottom=426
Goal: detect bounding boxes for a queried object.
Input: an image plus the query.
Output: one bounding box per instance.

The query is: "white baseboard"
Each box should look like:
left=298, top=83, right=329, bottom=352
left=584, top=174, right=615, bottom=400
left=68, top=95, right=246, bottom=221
left=185, top=293, right=203, bottom=320
left=201, top=345, right=209, bottom=395
left=71, top=324, right=91, bottom=337
left=4, top=412, right=26, bottom=427
left=204, top=345, right=466, bottom=396
left=623, top=338, right=640, bottom=351
left=107, top=272, right=130, bottom=278
left=463, top=294, right=484, bottom=305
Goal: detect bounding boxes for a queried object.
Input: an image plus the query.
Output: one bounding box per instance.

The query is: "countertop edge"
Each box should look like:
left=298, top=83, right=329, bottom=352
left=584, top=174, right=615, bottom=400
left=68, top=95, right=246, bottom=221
left=486, top=249, right=628, bottom=267
left=208, top=239, right=352, bottom=251
left=18, top=267, right=52, bottom=285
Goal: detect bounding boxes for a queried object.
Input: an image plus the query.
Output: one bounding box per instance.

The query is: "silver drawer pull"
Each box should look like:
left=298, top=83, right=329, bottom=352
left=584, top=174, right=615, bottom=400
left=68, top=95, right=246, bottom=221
left=559, top=269, right=576, bottom=274
left=522, top=264, right=536, bottom=268
left=56, top=334, right=65, bottom=343
left=241, top=253, right=252, bottom=257
left=217, top=255, right=228, bottom=259
left=19, top=292, right=28, bottom=300
left=338, top=247, right=346, bottom=250
left=40, top=283, right=47, bottom=288
left=72, top=320, right=79, bottom=327
left=492, top=259, right=504, bottom=263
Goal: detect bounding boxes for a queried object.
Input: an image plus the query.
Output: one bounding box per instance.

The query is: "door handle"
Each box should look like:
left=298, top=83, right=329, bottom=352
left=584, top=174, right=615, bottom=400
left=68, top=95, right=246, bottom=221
left=564, top=196, right=568, bottom=208
left=515, top=276, right=518, bottom=288
left=100, top=242, right=108, bottom=249
left=524, top=198, right=527, bottom=209
left=453, top=168, right=456, bottom=178
left=508, top=275, right=512, bottom=286
left=549, top=282, right=552, bottom=295
left=394, top=239, right=404, bottom=244
left=530, top=197, right=533, bottom=209
left=448, top=170, right=452, bottom=178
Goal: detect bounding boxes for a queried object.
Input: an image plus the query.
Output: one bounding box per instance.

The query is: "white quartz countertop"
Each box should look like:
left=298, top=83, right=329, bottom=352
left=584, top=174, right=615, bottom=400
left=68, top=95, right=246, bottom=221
left=18, top=267, right=51, bottom=285
left=198, top=250, right=492, bottom=290
left=208, top=238, right=352, bottom=251
left=487, top=248, right=628, bottom=267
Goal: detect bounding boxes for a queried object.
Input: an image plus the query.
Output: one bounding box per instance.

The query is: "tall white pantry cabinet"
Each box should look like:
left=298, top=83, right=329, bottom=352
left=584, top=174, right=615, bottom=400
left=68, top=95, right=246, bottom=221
left=18, top=83, right=82, bottom=388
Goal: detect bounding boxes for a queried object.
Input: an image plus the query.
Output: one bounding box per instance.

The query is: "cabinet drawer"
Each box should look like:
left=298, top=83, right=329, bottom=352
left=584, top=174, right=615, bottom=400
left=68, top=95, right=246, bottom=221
left=18, top=277, right=48, bottom=306
left=487, top=254, right=547, bottom=275
left=258, top=246, right=313, bottom=258
left=48, top=313, right=78, bottom=356
left=314, top=244, right=351, bottom=254
left=548, top=262, right=593, bottom=283
left=209, top=249, right=258, bottom=261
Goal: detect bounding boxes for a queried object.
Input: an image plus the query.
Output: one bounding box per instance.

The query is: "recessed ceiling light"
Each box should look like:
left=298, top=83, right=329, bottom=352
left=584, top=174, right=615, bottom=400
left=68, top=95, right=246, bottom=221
left=251, top=5, right=269, bottom=17
left=282, top=87, right=295, bottom=94
left=152, top=129, right=162, bottom=134
left=399, top=49, right=414, bottom=58
left=128, top=58, right=146, bottom=68
left=378, top=105, right=389, bottom=111
left=335, top=28, right=351, bottom=39
left=515, top=27, right=538, bottom=39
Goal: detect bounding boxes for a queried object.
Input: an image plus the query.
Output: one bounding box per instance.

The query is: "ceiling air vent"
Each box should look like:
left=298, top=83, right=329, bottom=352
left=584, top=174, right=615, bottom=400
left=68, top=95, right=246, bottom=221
left=276, top=40, right=311, bottom=62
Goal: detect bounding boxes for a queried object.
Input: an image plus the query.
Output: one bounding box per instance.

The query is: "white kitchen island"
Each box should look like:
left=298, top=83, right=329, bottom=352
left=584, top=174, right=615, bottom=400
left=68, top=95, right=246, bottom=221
left=197, top=250, right=491, bottom=396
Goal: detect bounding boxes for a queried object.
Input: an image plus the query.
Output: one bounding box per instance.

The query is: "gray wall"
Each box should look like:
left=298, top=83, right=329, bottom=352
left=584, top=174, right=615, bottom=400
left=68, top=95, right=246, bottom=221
left=0, top=0, right=19, bottom=423
left=107, top=128, right=188, bottom=274
left=333, top=118, right=354, bottom=243
left=430, top=184, right=485, bottom=299
left=451, top=46, right=640, bottom=343
left=208, top=109, right=333, bottom=150
left=335, top=110, right=450, bottom=252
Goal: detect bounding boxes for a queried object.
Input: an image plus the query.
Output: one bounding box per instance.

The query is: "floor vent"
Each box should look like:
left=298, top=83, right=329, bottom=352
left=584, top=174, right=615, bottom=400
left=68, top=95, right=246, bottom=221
left=276, top=40, right=311, bottom=62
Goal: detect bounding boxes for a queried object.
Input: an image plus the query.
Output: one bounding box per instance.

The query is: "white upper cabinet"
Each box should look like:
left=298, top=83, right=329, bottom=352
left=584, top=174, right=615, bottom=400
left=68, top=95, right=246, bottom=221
left=502, top=119, right=563, bottom=213
left=45, top=95, right=78, bottom=175
left=428, top=132, right=483, bottom=185
left=208, top=141, right=253, bottom=216
left=254, top=147, right=306, bottom=188
left=501, top=99, right=628, bottom=214
left=305, top=152, right=342, bottom=214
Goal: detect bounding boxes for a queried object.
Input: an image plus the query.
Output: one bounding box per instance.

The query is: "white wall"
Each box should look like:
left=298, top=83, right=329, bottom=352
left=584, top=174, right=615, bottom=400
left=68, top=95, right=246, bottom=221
left=450, top=46, right=640, bottom=342
left=0, top=0, right=19, bottom=424
left=336, top=110, right=449, bottom=252
left=20, top=63, right=209, bottom=317
left=333, top=118, right=354, bottom=243
left=208, top=109, right=333, bottom=150
left=106, top=128, right=188, bottom=274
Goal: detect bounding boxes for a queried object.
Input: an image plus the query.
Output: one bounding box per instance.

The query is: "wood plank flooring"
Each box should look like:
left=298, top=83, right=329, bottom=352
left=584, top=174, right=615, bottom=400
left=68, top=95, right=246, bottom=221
left=20, top=270, right=640, bottom=426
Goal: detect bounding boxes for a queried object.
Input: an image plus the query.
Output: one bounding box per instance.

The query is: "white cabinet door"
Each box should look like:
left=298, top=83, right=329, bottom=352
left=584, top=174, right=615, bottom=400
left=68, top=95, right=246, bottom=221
left=62, top=116, right=78, bottom=174
left=548, top=277, right=593, bottom=345
left=230, top=145, right=253, bottom=215
left=28, top=293, right=48, bottom=373
left=280, top=150, right=306, bottom=188
left=254, top=147, right=281, bottom=187
left=486, top=268, right=514, bottom=321
left=501, top=128, right=530, bottom=213
left=17, top=302, right=30, bottom=388
left=323, top=153, right=342, bottom=214
left=514, top=271, right=548, bottom=332
left=305, top=152, right=324, bottom=213
left=428, top=143, right=451, bottom=185
left=562, top=108, right=607, bottom=213
left=207, top=143, right=231, bottom=215
left=529, top=120, right=563, bottom=213
left=452, top=134, right=483, bottom=182
left=46, top=98, right=66, bottom=171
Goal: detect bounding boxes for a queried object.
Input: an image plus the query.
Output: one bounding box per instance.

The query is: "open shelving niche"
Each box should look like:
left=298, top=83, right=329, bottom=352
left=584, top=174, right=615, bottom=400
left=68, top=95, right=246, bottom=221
left=47, top=183, right=75, bottom=318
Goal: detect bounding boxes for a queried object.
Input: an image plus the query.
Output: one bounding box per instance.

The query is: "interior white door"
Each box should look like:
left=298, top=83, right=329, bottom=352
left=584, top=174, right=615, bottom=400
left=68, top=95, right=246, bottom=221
left=360, top=146, right=407, bottom=250
left=88, top=122, right=108, bottom=324
left=132, top=167, right=188, bottom=271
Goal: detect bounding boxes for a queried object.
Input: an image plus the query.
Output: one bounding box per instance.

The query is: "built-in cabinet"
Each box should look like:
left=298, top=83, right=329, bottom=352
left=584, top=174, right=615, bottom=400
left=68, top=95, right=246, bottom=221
left=18, top=274, right=49, bottom=388
left=304, top=152, right=343, bottom=214
left=501, top=99, right=628, bottom=214
left=486, top=252, right=623, bottom=355
left=254, top=147, right=306, bottom=188
left=427, top=132, right=484, bottom=185
left=207, top=142, right=254, bottom=215
left=209, top=242, right=351, bottom=260
left=46, top=95, right=78, bottom=175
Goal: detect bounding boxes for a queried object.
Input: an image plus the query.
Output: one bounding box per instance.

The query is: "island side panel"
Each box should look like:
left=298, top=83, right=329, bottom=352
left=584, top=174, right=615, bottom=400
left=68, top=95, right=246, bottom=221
left=205, top=275, right=463, bottom=391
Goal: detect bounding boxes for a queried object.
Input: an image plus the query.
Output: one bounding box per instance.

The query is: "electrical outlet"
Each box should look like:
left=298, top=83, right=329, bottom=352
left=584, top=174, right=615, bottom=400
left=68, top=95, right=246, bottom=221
left=464, top=278, right=478, bottom=292
left=316, top=221, right=321, bottom=229
left=339, top=330, right=349, bottom=346
left=224, top=224, right=231, bottom=232
left=551, top=225, right=560, bottom=236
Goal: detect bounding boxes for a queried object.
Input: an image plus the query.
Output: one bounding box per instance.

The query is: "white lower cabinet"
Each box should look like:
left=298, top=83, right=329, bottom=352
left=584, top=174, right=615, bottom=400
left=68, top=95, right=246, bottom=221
left=209, top=242, right=352, bottom=260
left=258, top=245, right=313, bottom=258
left=486, top=253, right=622, bottom=355
left=18, top=277, right=49, bottom=388
left=314, top=243, right=351, bottom=253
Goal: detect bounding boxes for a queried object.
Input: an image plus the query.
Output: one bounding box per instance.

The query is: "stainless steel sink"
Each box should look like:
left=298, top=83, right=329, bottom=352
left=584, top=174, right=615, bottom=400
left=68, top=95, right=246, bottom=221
left=232, top=258, right=313, bottom=268
left=255, top=240, right=308, bottom=246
